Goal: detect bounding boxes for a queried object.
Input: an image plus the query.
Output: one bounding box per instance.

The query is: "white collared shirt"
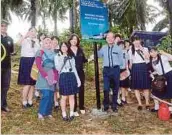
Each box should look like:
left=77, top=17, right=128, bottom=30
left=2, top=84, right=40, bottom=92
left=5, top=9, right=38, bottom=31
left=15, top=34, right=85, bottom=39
left=21, top=38, right=40, bottom=57
left=152, top=55, right=172, bottom=75
left=128, top=47, right=149, bottom=64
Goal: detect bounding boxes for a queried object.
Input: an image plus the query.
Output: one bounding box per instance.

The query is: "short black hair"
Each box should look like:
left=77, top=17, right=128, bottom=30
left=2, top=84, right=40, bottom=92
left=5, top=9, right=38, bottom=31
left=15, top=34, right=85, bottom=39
left=148, top=46, right=158, bottom=52
left=130, top=35, right=141, bottom=42
left=51, top=36, right=59, bottom=42
left=114, top=33, right=122, bottom=39
left=38, top=33, right=46, bottom=41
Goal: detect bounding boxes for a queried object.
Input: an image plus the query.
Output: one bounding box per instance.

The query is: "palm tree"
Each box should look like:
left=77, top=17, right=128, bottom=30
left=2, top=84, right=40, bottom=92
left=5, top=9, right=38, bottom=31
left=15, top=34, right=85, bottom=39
left=153, top=17, right=169, bottom=31
left=1, top=0, right=23, bottom=21
left=37, top=0, right=49, bottom=30
left=155, top=0, right=172, bottom=38
left=48, top=0, right=70, bottom=36
left=107, top=0, right=159, bottom=35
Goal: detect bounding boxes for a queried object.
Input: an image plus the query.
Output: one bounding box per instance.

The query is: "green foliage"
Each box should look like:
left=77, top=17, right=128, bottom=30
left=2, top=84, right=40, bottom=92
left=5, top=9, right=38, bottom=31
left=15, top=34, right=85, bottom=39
left=37, top=25, right=53, bottom=36
left=158, top=35, right=172, bottom=54
left=110, top=25, right=129, bottom=38
left=81, top=42, right=94, bottom=81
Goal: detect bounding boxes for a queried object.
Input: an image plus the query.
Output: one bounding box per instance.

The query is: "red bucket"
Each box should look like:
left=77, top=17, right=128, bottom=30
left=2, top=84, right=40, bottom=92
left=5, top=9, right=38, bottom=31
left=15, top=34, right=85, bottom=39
left=158, top=103, right=171, bottom=121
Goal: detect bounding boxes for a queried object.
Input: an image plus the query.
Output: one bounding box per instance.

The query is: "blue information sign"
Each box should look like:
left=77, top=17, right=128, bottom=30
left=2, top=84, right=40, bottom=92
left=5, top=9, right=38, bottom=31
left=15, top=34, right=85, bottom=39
left=80, top=0, right=109, bottom=40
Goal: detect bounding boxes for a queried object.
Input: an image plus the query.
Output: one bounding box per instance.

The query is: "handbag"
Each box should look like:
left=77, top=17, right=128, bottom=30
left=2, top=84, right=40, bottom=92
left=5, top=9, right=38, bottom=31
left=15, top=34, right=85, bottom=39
left=120, top=70, right=130, bottom=81
left=151, top=56, right=167, bottom=94
left=30, top=50, right=44, bottom=80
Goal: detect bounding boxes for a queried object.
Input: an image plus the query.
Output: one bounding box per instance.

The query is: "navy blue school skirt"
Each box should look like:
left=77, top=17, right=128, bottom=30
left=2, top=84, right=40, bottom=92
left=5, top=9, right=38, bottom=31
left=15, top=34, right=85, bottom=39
left=18, top=57, right=36, bottom=85
left=131, top=63, right=151, bottom=90
left=59, top=72, right=79, bottom=96
left=152, top=70, right=172, bottom=99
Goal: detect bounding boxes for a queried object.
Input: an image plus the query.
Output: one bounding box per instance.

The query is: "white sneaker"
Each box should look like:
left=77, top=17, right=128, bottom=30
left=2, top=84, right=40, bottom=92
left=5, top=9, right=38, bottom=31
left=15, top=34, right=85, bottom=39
left=48, top=115, right=53, bottom=118
left=38, top=113, right=44, bottom=120
left=74, top=112, right=80, bottom=117
left=80, top=110, right=86, bottom=114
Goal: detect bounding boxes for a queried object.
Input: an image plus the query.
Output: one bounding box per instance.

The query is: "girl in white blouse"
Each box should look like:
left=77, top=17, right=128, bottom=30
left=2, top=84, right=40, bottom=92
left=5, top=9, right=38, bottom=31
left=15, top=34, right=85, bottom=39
left=17, top=27, right=40, bottom=108
left=54, top=42, right=81, bottom=121
left=149, top=47, right=172, bottom=112
left=128, top=36, right=151, bottom=110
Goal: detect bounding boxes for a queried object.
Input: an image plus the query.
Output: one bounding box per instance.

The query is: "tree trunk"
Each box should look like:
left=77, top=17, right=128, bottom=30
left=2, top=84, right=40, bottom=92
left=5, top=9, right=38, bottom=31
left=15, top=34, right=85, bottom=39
left=30, top=0, right=37, bottom=27
left=2, top=6, right=6, bottom=20
left=69, top=7, right=74, bottom=33
left=129, top=26, right=133, bottom=35
left=109, top=10, right=113, bottom=28
left=54, top=15, right=58, bottom=36
left=69, top=0, right=75, bottom=33
left=42, top=12, right=46, bottom=30
left=167, top=0, right=172, bottom=42
left=74, top=0, right=78, bottom=29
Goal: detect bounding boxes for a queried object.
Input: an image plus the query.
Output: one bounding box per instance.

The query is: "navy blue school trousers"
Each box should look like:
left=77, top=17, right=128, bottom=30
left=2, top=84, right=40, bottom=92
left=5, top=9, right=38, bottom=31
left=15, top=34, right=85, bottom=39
left=103, top=66, right=120, bottom=110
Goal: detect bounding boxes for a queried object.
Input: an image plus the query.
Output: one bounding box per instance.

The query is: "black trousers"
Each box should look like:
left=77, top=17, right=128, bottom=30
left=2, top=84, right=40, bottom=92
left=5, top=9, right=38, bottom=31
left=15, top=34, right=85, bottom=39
left=74, top=69, right=85, bottom=111
left=1, top=68, right=11, bottom=109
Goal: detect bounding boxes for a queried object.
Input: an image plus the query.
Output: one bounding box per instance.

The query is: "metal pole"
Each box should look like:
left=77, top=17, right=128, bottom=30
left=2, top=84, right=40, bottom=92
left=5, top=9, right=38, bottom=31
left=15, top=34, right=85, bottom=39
left=93, top=42, right=101, bottom=109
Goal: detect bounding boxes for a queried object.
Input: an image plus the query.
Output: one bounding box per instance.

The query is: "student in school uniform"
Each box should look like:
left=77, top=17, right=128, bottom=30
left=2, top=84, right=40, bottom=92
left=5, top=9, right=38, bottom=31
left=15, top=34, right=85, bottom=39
left=17, top=27, right=40, bottom=108
left=68, top=34, right=88, bottom=116
left=128, top=36, right=151, bottom=110
left=35, top=36, right=58, bottom=120
left=118, top=40, right=130, bottom=105
left=54, top=42, right=81, bottom=121
left=51, top=36, right=61, bottom=111
left=98, top=32, right=123, bottom=112
left=149, top=47, right=172, bottom=112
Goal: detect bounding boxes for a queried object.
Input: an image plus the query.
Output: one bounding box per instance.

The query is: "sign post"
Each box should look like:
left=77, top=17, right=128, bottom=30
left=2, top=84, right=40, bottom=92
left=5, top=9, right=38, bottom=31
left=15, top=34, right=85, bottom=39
left=80, top=0, right=109, bottom=111
left=93, top=42, right=101, bottom=109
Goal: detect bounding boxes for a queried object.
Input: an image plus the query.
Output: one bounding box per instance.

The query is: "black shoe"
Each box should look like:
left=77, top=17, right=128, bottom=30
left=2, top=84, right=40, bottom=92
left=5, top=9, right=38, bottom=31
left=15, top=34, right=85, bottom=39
left=1, top=107, right=10, bottom=112
left=117, top=102, right=123, bottom=107
left=121, top=100, right=127, bottom=105
left=62, top=116, right=68, bottom=121
left=35, top=96, right=41, bottom=100
left=137, top=106, right=143, bottom=111
left=112, top=108, right=118, bottom=113
left=54, top=106, right=59, bottom=111
left=68, top=116, right=74, bottom=121
left=104, top=107, right=109, bottom=112
left=27, top=104, right=33, bottom=107
left=150, top=108, right=158, bottom=112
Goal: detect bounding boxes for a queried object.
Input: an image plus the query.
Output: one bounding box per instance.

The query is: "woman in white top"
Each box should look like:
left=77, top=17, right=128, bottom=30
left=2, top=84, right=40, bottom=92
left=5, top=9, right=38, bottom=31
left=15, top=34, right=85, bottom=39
left=17, top=27, right=40, bottom=108
left=54, top=42, right=81, bottom=121
left=128, top=36, right=151, bottom=110
left=149, top=47, right=172, bottom=112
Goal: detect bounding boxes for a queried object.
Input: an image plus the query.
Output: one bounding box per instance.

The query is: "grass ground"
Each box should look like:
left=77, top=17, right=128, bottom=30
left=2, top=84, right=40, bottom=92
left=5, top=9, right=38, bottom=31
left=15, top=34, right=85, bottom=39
left=1, top=71, right=172, bottom=134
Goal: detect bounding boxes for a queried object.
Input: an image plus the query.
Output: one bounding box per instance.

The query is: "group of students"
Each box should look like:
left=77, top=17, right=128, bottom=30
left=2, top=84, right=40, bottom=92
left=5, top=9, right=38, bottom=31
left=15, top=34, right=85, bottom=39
left=16, top=27, right=89, bottom=121
left=1, top=19, right=172, bottom=122
left=97, top=32, right=172, bottom=113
